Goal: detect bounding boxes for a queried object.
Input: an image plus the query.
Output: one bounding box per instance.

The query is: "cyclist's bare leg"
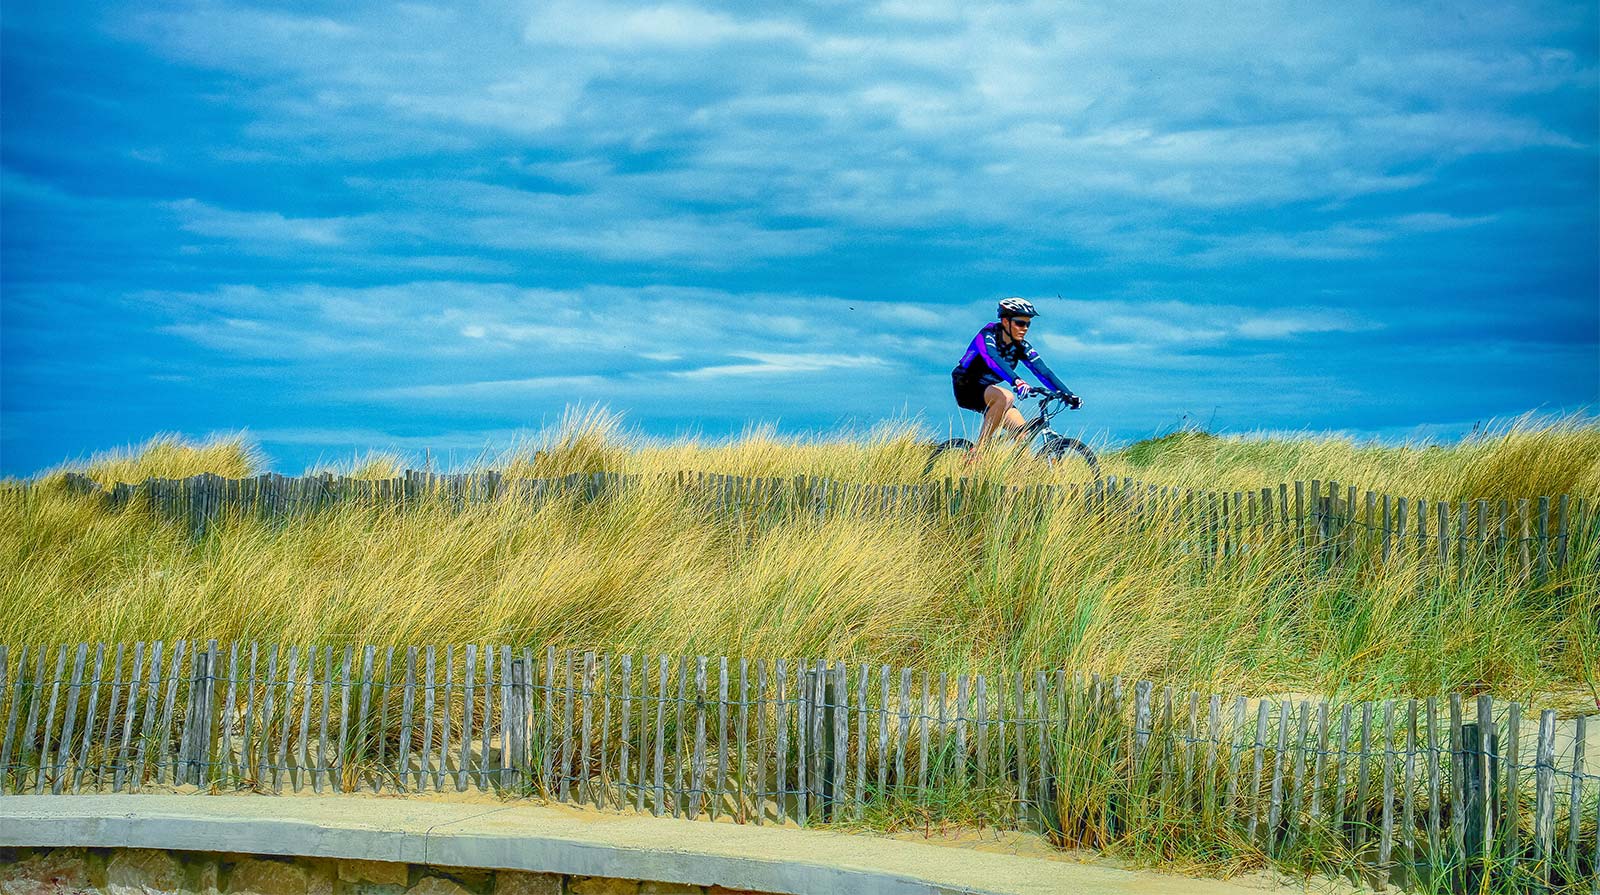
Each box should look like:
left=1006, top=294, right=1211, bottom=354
left=975, top=385, right=1026, bottom=450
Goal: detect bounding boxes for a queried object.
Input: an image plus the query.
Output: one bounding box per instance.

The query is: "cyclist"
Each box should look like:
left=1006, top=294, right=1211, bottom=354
left=951, top=297, right=1080, bottom=453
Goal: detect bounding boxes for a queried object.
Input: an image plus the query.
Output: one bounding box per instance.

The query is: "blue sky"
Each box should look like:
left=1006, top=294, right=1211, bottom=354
left=3, top=0, right=1597, bottom=476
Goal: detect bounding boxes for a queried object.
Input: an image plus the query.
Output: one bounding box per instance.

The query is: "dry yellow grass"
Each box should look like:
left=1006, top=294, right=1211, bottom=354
left=2, top=410, right=1596, bottom=705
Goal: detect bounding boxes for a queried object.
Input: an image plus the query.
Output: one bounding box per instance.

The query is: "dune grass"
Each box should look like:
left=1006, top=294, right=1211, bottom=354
left=3, top=411, right=1596, bottom=706
left=2, top=413, right=1597, bottom=885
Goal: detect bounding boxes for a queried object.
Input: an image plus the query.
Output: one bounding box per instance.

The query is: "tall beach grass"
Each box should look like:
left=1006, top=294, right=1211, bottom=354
left=3, top=412, right=1596, bottom=706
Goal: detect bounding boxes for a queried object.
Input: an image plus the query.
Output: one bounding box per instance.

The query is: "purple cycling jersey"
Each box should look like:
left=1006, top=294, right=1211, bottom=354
left=952, top=322, right=1067, bottom=393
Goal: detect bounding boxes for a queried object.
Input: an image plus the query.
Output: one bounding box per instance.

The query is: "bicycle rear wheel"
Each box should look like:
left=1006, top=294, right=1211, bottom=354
left=923, top=438, right=974, bottom=477
left=1040, top=434, right=1100, bottom=479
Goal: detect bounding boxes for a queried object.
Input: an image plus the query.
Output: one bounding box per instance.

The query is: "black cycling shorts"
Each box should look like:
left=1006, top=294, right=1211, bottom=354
left=952, top=371, right=1003, bottom=413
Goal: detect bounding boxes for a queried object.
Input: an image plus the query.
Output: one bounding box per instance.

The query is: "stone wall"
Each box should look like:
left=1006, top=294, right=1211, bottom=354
left=0, top=848, right=774, bottom=895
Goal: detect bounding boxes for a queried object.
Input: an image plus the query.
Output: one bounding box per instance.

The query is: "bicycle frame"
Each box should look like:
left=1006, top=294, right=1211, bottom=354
left=1011, top=391, right=1069, bottom=449
left=922, top=389, right=1097, bottom=477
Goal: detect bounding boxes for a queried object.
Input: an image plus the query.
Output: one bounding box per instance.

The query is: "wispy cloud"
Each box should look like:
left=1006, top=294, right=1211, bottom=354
left=168, top=199, right=348, bottom=247
left=670, top=351, right=887, bottom=379
left=369, top=375, right=608, bottom=401
left=525, top=3, right=804, bottom=49
left=1, top=0, right=1593, bottom=475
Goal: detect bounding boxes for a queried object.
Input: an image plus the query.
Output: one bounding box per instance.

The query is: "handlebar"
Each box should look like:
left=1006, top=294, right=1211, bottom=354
left=1019, top=388, right=1082, bottom=409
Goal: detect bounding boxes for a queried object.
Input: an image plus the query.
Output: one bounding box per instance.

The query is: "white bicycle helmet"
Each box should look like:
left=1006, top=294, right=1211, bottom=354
left=997, top=297, right=1038, bottom=318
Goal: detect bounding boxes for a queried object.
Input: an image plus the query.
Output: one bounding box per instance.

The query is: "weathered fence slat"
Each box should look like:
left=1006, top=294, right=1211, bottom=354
left=238, top=643, right=258, bottom=788
left=1308, top=700, right=1328, bottom=829
left=1448, top=693, right=1464, bottom=860
left=833, top=662, right=849, bottom=820
left=520, top=646, right=535, bottom=793
left=357, top=645, right=376, bottom=792
left=291, top=646, right=311, bottom=793
left=316, top=646, right=333, bottom=793
left=1035, top=673, right=1050, bottom=818
left=1377, top=700, right=1396, bottom=889
left=1473, top=695, right=1495, bottom=881
left=1425, top=697, right=1441, bottom=858
left=214, top=643, right=237, bottom=786
left=713, top=656, right=729, bottom=821
left=98, top=644, right=125, bottom=790
left=578, top=651, right=596, bottom=805
left=1399, top=700, right=1418, bottom=884
left=1566, top=714, right=1585, bottom=869
left=1225, top=695, right=1247, bottom=821
left=797, top=658, right=817, bottom=824
left=399, top=647, right=417, bottom=792
left=266, top=646, right=292, bottom=792
left=462, top=645, right=482, bottom=794
left=619, top=654, right=635, bottom=810
left=74, top=644, right=106, bottom=793
left=856, top=666, right=871, bottom=816
left=1266, top=700, right=1289, bottom=849
left=739, top=658, right=754, bottom=822
left=34, top=645, right=69, bottom=794
left=773, top=659, right=788, bottom=823
left=898, top=668, right=914, bottom=802
left=114, top=643, right=145, bottom=793
left=478, top=645, right=494, bottom=792
left=541, top=646, right=555, bottom=797
left=1247, top=699, right=1269, bottom=840
left=52, top=644, right=88, bottom=794
left=752, top=659, right=767, bottom=824
left=648, top=655, right=665, bottom=816
left=1535, top=709, right=1556, bottom=886
left=1011, top=670, right=1027, bottom=817
left=975, top=673, right=988, bottom=791
left=1505, top=700, right=1521, bottom=874
left=1286, top=700, right=1309, bottom=852
left=639, top=653, right=656, bottom=815
left=597, top=652, right=612, bottom=808
left=672, top=656, right=689, bottom=819
left=1354, top=701, right=1373, bottom=847
left=254, top=645, right=279, bottom=787
left=1133, top=681, right=1153, bottom=779
left=134, top=641, right=166, bottom=792
left=689, top=656, right=708, bottom=821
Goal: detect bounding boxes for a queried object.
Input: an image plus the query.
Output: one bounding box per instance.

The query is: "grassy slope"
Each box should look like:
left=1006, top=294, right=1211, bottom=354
left=4, top=414, right=1597, bottom=705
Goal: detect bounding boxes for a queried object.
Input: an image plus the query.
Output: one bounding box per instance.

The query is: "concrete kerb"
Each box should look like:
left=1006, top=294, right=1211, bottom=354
left=0, top=795, right=1266, bottom=895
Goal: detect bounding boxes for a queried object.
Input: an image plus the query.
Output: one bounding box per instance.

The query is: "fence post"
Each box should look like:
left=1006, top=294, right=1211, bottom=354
left=818, top=666, right=836, bottom=821
left=1129, top=679, right=1152, bottom=789
left=508, top=658, right=528, bottom=790
left=1458, top=722, right=1491, bottom=891
left=1534, top=709, right=1556, bottom=888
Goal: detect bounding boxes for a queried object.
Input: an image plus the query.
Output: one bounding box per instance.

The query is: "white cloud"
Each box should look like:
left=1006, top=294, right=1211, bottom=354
left=670, top=352, right=886, bottom=379
left=112, top=0, right=1596, bottom=251
left=168, top=199, right=348, bottom=247
left=370, top=375, right=607, bottom=400
left=141, top=282, right=1387, bottom=421
left=1391, top=213, right=1498, bottom=233
left=525, top=3, right=803, bottom=49
left=1036, top=298, right=1378, bottom=360
left=1235, top=311, right=1373, bottom=340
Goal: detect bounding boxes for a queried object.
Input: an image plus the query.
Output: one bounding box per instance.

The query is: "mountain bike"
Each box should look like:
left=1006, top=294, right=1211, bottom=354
left=924, top=389, right=1099, bottom=478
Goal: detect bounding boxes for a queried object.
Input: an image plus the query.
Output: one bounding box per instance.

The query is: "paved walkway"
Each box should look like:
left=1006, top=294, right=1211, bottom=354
left=0, top=794, right=1278, bottom=895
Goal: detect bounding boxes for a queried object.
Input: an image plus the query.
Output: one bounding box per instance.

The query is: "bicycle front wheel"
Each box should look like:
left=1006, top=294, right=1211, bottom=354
left=1039, top=434, right=1100, bottom=479
left=923, top=438, right=974, bottom=477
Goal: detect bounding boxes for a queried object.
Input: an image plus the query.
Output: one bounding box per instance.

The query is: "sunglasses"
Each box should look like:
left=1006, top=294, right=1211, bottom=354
left=1008, top=318, right=1032, bottom=329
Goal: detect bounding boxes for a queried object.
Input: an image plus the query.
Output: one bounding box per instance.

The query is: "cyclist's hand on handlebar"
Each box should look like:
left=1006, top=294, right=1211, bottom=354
left=1067, top=393, right=1082, bottom=409
left=1014, top=380, right=1032, bottom=398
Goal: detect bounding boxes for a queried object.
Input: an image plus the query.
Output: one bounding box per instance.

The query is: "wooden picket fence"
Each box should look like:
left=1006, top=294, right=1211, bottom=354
left=26, top=469, right=1598, bottom=582
left=0, top=641, right=1594, bottom=892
